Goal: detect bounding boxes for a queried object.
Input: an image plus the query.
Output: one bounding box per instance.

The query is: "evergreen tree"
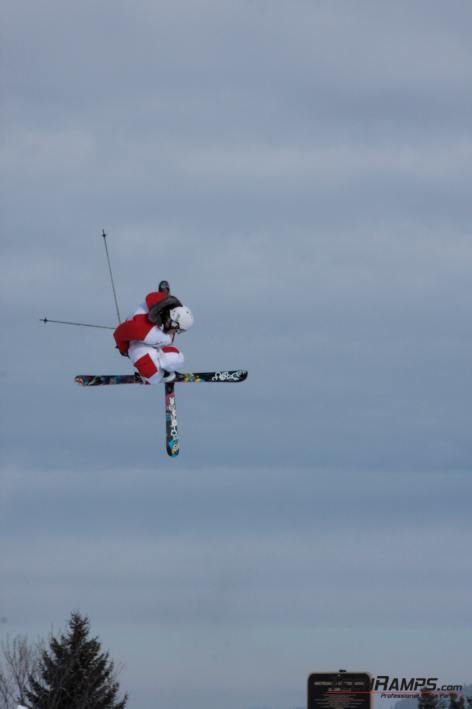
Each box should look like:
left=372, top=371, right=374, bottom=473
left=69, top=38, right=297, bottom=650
left=418, top=690, right=439, bottom=709
left=26, top=612, right=127, bottom=709
left=449, top=694, right=465, bottom=709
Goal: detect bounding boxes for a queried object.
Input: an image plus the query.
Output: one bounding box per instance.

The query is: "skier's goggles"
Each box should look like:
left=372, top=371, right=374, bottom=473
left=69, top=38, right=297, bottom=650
left=170, top=320, right=184, bottom=333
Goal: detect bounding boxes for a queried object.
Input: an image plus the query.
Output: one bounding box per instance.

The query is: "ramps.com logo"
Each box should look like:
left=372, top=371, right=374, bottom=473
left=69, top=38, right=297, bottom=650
left=371, top=676, right=463, bottom=698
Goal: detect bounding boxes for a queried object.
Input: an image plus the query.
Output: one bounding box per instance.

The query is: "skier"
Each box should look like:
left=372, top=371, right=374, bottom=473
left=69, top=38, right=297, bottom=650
left=113, top=281, right=194, bottom=384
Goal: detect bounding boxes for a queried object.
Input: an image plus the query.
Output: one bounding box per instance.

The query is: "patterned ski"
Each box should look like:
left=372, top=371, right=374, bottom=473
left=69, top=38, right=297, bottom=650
left=74, top=374, right=146, bottom=386
left=165, top=382, right=179, bottom=457
left=175, top=370, right=247, bottom=383
left=75, top=370, right=248, bottom=386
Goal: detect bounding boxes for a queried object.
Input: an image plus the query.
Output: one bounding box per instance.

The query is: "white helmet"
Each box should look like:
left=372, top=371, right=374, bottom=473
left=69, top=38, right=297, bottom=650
left=169, top=305, right=194, bottom=332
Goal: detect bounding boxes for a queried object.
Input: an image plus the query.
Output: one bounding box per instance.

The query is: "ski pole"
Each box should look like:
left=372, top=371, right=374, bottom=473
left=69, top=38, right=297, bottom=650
left=101, top=229, right=122, bottom=323
left=40, top=318, right=114, bottom=330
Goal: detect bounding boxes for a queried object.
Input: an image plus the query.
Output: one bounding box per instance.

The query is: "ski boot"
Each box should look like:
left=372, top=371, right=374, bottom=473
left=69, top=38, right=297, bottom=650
left=162, top=369, right=176, bottom=383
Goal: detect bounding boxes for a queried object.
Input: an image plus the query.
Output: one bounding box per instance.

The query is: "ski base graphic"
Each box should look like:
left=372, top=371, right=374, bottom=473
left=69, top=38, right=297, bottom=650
left=165, top=383, right=179, bottom=457
left=75, top=370, right=248, bottom=386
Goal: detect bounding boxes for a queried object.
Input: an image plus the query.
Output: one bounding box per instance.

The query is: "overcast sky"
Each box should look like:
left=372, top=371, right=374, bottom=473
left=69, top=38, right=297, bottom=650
left=1, top=1, right=471, bottom=708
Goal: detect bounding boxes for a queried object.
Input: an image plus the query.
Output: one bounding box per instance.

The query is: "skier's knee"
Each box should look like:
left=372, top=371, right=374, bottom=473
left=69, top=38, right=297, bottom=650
left=134, top=353, right=158, bottom=379
left=159, top=346, right=184, bottom=372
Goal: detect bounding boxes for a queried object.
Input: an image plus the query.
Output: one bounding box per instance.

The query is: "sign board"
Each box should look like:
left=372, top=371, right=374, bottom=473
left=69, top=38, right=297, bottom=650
left=308, top=671, right=372, bottom=709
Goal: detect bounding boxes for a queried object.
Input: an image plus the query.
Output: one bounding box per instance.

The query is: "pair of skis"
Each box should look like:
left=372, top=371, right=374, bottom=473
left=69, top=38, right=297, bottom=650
left=75, top=370, right=248, bottom=457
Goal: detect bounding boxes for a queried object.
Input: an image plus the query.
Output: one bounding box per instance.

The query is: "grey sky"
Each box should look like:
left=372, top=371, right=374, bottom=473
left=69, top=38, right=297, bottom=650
left=1, top=1, right=472, bottom=708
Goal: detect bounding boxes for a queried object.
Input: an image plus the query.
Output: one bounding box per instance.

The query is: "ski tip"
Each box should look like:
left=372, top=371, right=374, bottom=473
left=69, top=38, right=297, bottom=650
left=166, top=441, right=180, bottom=457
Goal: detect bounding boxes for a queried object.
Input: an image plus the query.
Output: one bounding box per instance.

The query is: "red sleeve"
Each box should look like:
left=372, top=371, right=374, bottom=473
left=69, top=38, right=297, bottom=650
left=145, top=291, right=166, bottom=309
left=113, top=322, right=131, bottom=355
left=113, top=315, right=154, bottom=355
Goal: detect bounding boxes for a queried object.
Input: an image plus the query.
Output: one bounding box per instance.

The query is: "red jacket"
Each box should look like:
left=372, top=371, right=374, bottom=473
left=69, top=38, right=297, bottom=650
left=113, top=291, right=167, bottom=356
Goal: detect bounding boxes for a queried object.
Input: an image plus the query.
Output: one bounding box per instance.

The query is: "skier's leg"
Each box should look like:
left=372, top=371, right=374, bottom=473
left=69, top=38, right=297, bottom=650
left=128, top=343, right=184, bottom=384
left=157, top=346, right=184, bottom=374
left=128, top=342, right=163, bottom=384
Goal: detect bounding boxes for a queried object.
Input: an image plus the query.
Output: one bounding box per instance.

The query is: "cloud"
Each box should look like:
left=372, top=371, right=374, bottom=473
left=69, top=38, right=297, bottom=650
left=1, top=1, right=472, bottom=707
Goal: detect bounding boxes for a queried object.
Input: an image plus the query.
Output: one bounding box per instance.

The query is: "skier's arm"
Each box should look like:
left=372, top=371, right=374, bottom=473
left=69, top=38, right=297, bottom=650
left=143, top=325, right=174, bottom=348
left=113, top=322, right=130, bottom=356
